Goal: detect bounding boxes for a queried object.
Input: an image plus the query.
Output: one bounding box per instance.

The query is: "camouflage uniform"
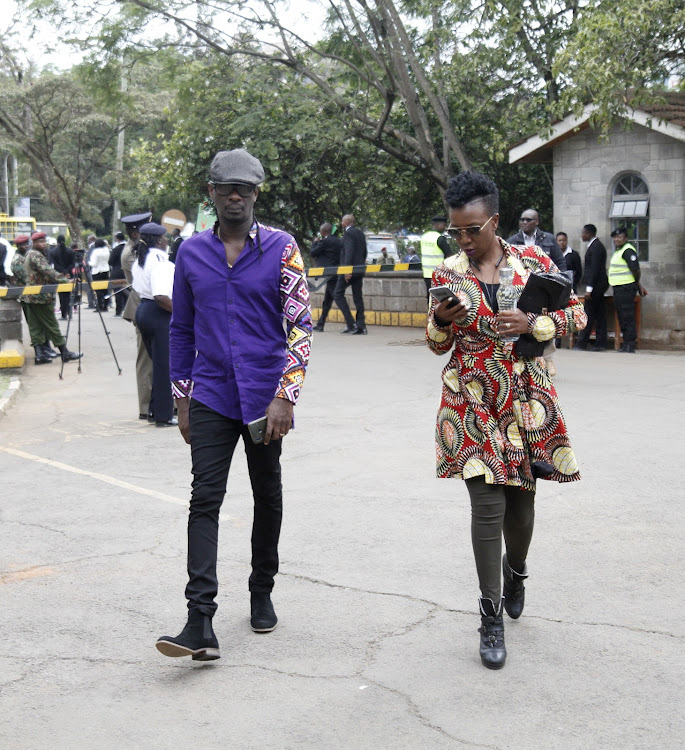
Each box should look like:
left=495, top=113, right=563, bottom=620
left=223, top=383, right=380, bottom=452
left=10, top=246, right=39, bottom=339
left=10, top=247, right=28, bottom=286
left=23, top=247, right=70, bottom=348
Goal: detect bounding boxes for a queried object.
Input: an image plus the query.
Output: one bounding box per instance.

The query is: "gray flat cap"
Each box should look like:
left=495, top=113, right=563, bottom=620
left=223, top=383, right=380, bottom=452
left=209, top=149, right=265, bottom=185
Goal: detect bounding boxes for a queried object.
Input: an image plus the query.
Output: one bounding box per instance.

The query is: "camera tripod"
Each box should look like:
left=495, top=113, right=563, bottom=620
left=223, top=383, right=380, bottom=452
left=59, top=262, right=122, bottom=379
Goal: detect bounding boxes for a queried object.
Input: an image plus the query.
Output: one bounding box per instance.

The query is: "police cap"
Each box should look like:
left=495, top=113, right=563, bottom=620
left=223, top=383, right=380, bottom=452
left=139, top=222, right=167, bottom=236
left=121, top=211, right=152, bottom=226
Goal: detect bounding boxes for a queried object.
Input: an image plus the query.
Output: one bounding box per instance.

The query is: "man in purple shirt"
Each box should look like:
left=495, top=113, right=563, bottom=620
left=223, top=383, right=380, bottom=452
left=156, top=149, right=312, bottom=662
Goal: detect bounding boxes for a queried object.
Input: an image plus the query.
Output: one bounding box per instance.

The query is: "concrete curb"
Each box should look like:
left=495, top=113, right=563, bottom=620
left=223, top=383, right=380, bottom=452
left=0, top=338, right=25, bottom=368
left=0, top=375, right=21, bottom=416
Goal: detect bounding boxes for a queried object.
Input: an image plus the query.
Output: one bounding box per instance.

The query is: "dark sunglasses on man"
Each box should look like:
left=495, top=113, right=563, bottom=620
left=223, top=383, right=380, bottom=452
left=210, top=182, right=257, bottom=197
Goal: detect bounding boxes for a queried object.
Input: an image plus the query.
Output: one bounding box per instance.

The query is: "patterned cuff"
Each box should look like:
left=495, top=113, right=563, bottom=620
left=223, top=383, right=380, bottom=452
left=171, top=379, right=192, bottom=399
left=530, top=314, right=556, bottom=342
left=526, top=313, right=537, bottom=333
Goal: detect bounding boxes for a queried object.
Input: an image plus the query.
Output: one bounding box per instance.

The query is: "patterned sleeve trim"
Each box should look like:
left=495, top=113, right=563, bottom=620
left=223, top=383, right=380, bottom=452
left=275, top=240, right=312, bottom=405
left=527, top=292, right=588, bottom=341
left=171, top=379, right=192, bottom=399
left=425, top=268, right=455, bottom=354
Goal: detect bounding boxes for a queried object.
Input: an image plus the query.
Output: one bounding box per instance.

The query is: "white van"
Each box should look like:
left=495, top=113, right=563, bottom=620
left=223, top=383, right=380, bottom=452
left=365, top=233, right=400, bottom=264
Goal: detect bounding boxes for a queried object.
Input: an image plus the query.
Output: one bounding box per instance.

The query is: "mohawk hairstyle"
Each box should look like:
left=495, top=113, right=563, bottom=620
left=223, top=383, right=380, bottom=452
left=444, top=171, right=499, bottom=215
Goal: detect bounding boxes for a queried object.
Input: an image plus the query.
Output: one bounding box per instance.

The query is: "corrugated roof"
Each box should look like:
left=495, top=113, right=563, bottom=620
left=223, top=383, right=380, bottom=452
left=638, top=91, right=685, bottom=128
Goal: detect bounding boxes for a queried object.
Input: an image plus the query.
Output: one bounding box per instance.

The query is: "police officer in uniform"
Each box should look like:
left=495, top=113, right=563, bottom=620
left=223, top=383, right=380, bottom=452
left=132, top=222, right=177, bottom=426
left=420, top=215, right=454, bottom=298
left=121, top=211, right=154, bottom=419
left=609, top=227, right=645, bottom=353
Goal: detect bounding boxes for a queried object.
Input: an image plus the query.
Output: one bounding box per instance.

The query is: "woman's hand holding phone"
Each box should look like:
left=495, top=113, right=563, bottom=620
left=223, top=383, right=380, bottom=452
left=430, top=285, right=468, bottom=327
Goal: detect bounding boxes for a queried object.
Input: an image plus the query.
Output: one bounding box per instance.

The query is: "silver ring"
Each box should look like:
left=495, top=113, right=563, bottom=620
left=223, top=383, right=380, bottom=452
left=506, top=322, right=511, bottom=329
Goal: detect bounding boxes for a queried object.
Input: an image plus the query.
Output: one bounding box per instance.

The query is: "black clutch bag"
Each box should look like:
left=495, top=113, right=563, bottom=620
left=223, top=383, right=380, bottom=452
left=514, top=271, right=573, bottom=358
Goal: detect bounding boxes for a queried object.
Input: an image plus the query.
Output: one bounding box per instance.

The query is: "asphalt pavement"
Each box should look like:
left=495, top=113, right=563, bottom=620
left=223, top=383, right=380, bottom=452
left=0, top=310, right=683, bottom=749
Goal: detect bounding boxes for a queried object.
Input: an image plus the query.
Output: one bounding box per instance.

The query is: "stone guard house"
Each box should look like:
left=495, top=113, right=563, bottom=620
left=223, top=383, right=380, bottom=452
left=509, top=92, right=685, bottom=347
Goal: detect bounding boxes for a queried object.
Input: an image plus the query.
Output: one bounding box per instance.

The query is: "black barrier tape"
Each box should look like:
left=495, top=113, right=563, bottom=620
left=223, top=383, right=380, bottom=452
left=0, top=263, right=423, bottom=298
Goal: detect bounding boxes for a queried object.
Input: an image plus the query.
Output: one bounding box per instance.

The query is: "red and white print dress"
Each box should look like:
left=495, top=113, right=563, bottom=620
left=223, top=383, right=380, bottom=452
left=426, top=239, right=587, bottom=491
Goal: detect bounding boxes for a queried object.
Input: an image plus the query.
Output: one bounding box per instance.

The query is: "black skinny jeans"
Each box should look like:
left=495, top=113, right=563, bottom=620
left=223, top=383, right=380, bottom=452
left=186, top=400, right=283, bottom=616
left=466, top=477, right=536, bottom=603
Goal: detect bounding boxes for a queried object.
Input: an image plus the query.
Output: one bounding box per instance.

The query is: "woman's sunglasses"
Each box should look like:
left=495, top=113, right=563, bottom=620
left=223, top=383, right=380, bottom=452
left=446, top=214, right=495, bottom=240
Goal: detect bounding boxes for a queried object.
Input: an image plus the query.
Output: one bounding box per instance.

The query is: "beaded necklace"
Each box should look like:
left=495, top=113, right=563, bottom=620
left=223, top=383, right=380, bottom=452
left=470, top=251, right=505, bottom=310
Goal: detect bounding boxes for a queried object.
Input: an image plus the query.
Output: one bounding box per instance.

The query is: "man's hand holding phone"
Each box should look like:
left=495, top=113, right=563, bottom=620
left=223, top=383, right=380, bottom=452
left=264, top=397, right=294, bottom=444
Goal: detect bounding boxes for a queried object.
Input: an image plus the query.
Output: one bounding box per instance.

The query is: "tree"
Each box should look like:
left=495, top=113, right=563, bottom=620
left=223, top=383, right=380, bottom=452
left=27, top=0, right=484, bottom=190
left=124, top=53, right=442, bottom=246
left=0, top=65, right=125, bottom=240
left=554, top=0, right=685, bottom=131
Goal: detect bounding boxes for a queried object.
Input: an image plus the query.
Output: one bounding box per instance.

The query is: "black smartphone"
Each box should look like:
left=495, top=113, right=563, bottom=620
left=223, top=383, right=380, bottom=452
left=247, top=416, right=268, bottom=444
left=429, top=285, right=458, bottom=307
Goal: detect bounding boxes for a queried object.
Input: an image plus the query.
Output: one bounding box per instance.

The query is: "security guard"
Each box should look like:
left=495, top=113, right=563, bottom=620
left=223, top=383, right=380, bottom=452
left=420, top=215, right=454, bottom=298
left=609, top=227, right=645, bottom=353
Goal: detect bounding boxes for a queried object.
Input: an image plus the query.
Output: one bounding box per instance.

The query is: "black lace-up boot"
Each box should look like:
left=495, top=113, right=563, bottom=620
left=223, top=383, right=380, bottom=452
left=59, top=343, right=83, bottom=362
left=34, top=345, right=52, bottom=365
left=502, top=554, right=529, bottom=619
left=478, top=597, right=506, bottom=670
left=156, top=609, right=220, bottom=661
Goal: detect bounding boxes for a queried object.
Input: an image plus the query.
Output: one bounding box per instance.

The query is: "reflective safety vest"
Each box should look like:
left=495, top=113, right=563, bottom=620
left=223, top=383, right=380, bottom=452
left=608, top=242, right=638, bottom=287
left=420, top=230, right=444, bottom=278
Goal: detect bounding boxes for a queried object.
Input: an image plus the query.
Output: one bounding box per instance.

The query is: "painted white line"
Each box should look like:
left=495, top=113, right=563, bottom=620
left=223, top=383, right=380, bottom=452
left=0, top=446, right=189, bottom=507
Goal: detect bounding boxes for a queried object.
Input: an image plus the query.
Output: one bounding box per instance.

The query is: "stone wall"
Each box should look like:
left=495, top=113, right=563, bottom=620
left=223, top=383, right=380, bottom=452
left=552, top=123, right=685, bottom=346
left=308, top=271, right=429, bottom=328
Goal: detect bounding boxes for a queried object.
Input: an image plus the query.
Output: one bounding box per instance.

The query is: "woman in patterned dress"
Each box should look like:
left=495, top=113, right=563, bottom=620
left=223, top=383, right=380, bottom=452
left=426, top=172, right=587, bottom=669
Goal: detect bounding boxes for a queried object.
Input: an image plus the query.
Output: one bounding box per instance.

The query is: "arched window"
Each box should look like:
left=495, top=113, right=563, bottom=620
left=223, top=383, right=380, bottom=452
left=609, top=174, right=649, bottom=261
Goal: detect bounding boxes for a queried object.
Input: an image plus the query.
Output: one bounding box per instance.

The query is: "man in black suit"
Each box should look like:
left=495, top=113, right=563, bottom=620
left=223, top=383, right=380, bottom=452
left=507, top=209, right=567, bottom=272
left=555, top=232, right=583, bottom=292
left=574, top=224, right=608, bottom=351
left=310, top=222, right=342, bottom=332
left=334, top=213, right=368, bottom=335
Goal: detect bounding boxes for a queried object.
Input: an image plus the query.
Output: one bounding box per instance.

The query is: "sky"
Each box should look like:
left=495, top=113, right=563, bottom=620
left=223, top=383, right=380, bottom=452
left=6, top=0, right=329, bottom=71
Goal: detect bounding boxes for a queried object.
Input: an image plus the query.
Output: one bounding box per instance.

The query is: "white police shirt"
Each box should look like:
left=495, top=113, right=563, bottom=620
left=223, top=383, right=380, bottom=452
left=132, top=248, right=175, bottom=300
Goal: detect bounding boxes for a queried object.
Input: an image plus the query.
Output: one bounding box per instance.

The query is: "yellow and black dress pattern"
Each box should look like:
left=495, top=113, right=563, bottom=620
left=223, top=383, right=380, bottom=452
left=426, top=239, right=587, bottom=491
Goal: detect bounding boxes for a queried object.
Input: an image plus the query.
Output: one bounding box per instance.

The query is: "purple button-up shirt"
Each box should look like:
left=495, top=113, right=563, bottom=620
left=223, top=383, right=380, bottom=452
left=169, top=221, right=312, bottom=423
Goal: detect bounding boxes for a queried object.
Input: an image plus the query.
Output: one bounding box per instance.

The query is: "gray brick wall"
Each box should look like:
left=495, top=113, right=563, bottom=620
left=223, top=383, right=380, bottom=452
left=553, top=123, right=685, bottom=345
left=308, top=272, right=426, bottom=313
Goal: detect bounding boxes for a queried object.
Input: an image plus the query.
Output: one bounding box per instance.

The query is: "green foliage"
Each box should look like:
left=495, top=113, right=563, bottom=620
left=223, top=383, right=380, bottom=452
left=554, top=0, right=685, bottom=130
left=11, top=0, right=683, bottom=240
left=122, top=54, right=446, bottom=246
